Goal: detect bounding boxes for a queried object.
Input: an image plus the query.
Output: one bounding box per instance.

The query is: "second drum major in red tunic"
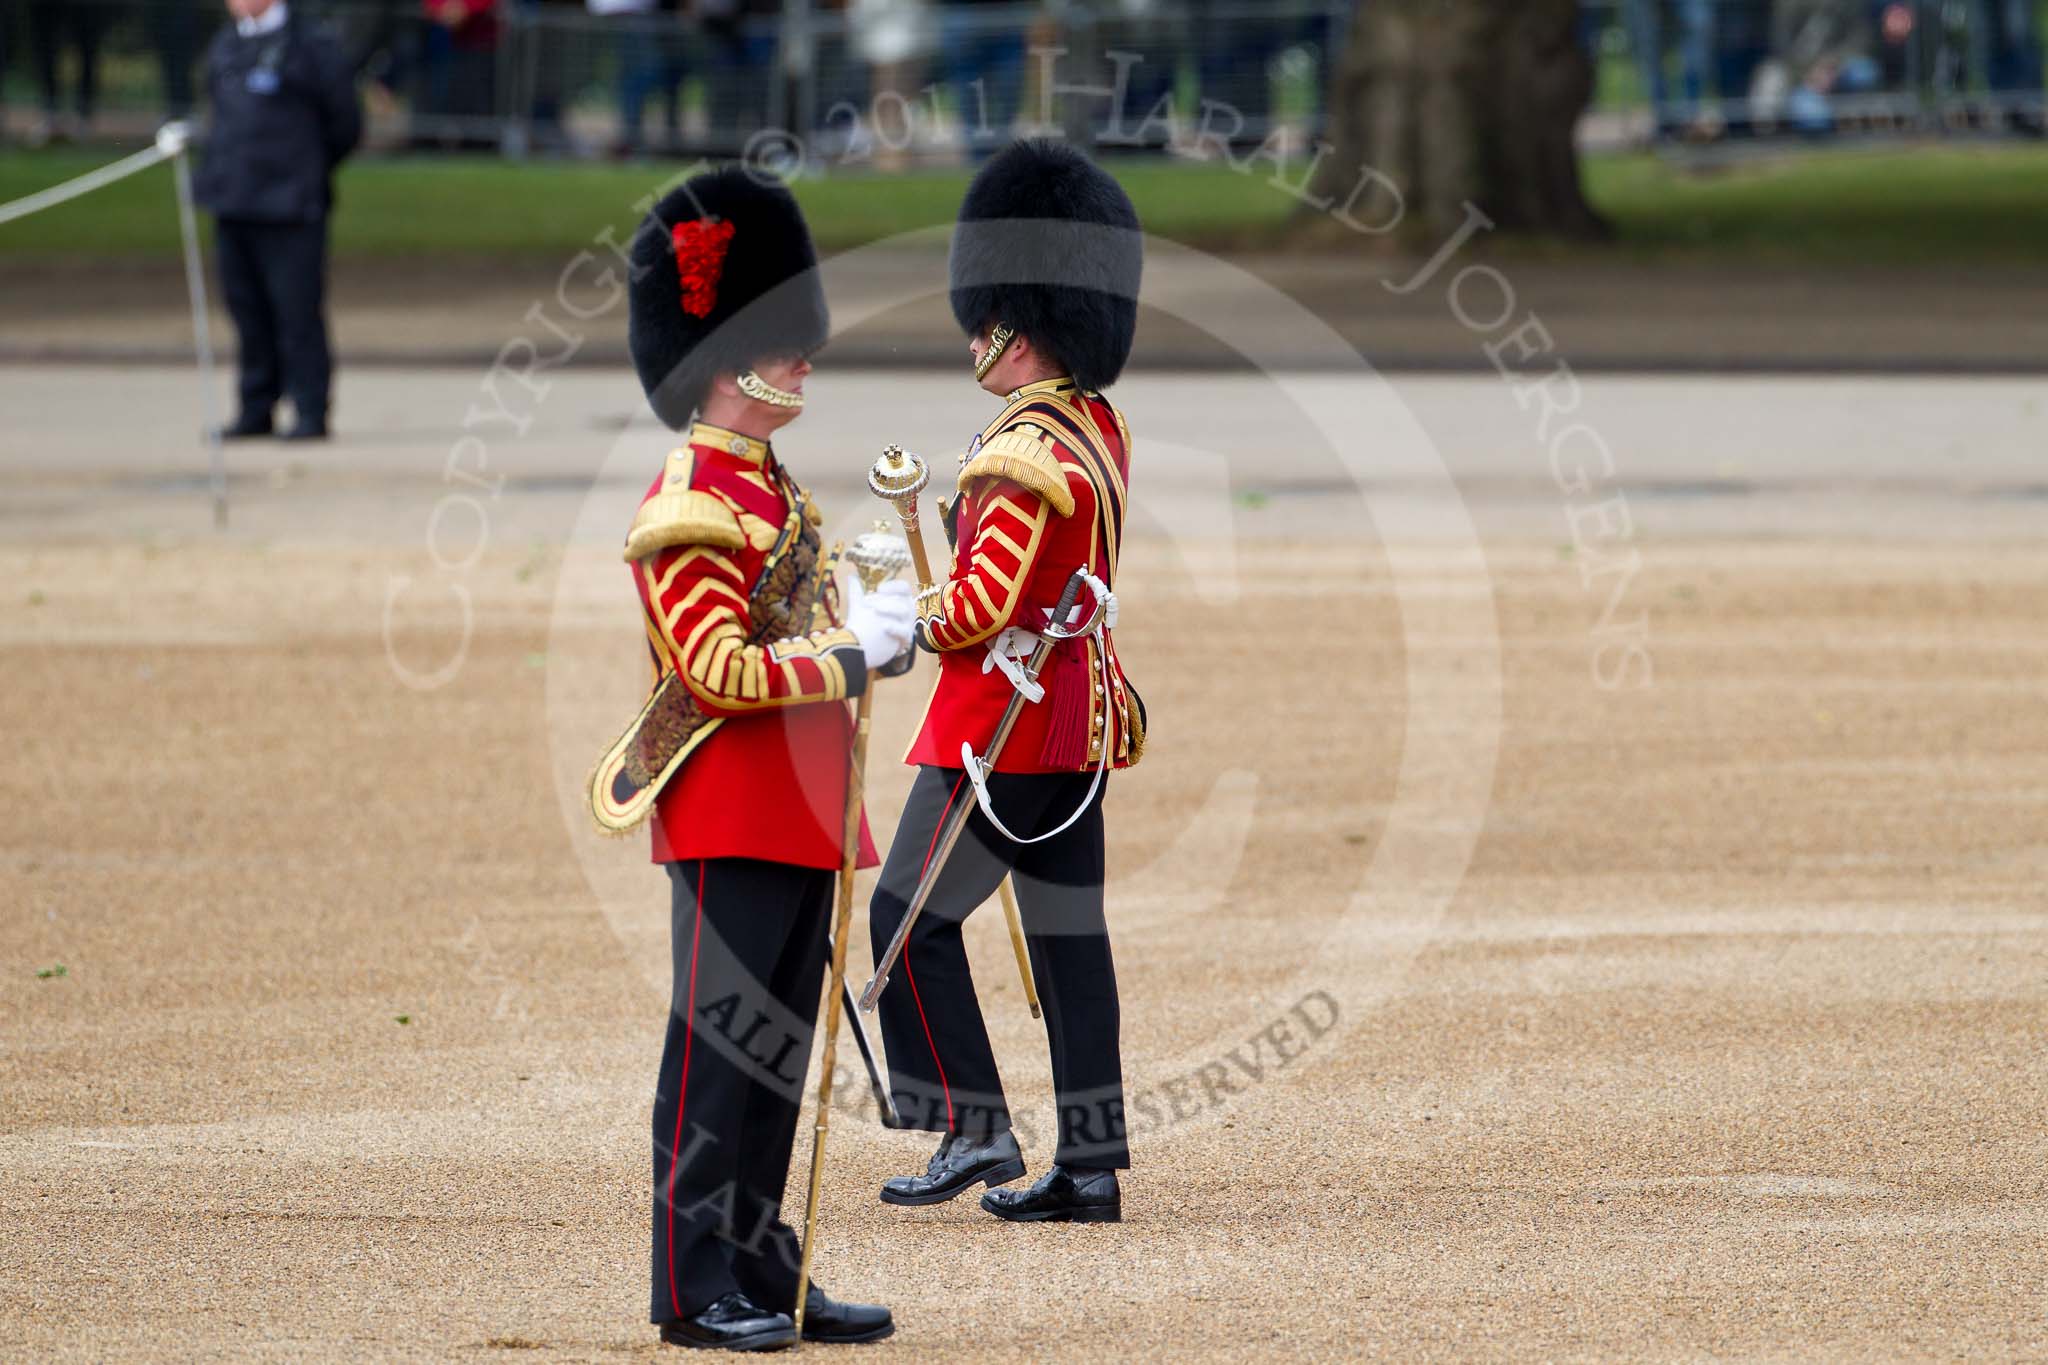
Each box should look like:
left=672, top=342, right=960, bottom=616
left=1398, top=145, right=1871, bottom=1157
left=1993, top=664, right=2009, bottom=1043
left=869, top=140, right=1147, bottom=1225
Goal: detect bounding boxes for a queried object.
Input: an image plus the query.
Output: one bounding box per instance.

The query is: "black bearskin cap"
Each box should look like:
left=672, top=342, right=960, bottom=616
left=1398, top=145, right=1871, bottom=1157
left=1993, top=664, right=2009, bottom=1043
left=628, top=166, right=830, bottom=429
left=949, top=139, right=1143, bottom=392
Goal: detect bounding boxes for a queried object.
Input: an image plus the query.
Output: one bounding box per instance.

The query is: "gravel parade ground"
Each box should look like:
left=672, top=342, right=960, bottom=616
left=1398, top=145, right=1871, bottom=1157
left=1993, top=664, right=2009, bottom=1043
left=3, top=366, right=2043, bottom=1360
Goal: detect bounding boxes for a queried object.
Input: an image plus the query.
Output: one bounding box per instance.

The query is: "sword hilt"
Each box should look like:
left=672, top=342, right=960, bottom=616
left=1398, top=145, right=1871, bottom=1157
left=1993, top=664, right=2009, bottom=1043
left=1042, top=568, right=1089, bottom=641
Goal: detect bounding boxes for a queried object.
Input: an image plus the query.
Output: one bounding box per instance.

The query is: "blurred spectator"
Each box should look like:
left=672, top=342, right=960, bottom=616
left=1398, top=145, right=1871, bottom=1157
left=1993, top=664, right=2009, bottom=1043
left=1975, top=0, right=2043, bottom=128
left=695, top=0, right=778, bottom=146
left=590, top=0, right=686, bottom=157
left=1098, top=0, right=1182, bottom=143
left=1874, top=2, right=1914, bottom=88
left=939, top=0, right=1026, bottom=154
left=1751, top=0, right=1880, bottom=134
left=1189, top=0, right=1329, bottom=145
left=848, top=0, right=934, bottom=169
left=513, top=0, right=579, bottom=150
left=418, top=0, right=499, bottom=140
left=1629, top=0, right=1716, bottom=136
left=195, top=0, right=363, bottom=442
left=1193, top=0, right=1270, bottom=132
left=151, top=0, right=206, bottom=120
left=1712, top=0, right=1772, bottom=118
left=26, top=0, right=109, bottom=145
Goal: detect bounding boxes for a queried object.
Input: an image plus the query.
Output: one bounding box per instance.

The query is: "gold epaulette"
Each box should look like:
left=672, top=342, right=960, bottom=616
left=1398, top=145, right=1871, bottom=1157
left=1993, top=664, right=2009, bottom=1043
left=622, top=488, right=744, bottom=562
left=958, top=421, right=1076, bottom=518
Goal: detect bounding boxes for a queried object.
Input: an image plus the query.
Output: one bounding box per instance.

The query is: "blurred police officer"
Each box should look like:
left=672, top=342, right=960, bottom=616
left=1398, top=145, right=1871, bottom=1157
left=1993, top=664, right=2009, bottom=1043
left=196, top=0, right=362, bottom=441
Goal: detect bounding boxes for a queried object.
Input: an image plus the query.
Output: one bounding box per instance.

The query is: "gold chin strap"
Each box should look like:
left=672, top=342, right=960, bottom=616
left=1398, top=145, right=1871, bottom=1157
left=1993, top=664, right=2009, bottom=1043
left=973, top=322, right=1015, bottom=382
left=737, top=369, right=805, bottom=409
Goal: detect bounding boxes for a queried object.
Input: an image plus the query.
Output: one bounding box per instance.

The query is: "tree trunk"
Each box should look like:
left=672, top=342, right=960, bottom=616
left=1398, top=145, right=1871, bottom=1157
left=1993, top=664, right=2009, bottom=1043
left=1313, top=0, right=1609, bottom=242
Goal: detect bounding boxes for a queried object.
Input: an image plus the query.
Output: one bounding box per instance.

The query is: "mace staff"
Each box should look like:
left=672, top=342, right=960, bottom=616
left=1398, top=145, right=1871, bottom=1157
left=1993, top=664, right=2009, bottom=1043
left=793, top=527, right=911, bottom=1341
left=863, top=445, right=1043, bottom=1020
left=997, top=878, right=1041, bottom=1021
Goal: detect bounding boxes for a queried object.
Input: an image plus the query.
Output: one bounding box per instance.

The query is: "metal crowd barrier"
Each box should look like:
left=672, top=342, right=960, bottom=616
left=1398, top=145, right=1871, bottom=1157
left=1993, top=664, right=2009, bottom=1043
left=1581, top=0, right=2045, bottom=139
left=0, top=1, right=2040, bottom=158
left=0, top=0, right=1350, bottom=158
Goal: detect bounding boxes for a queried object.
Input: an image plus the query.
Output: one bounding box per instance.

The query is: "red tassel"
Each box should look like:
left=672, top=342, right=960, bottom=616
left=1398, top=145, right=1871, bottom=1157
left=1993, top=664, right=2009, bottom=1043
left=1039, top=637, right=1094, bottom=770
left=672, top=219, right=735, bottom=319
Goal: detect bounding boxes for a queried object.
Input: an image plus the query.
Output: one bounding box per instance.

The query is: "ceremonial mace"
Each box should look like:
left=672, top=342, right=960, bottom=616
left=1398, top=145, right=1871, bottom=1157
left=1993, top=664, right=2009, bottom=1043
left=794, top=523, right=911, bottom=1342
left=867, top=447, right=1042, bottom=1020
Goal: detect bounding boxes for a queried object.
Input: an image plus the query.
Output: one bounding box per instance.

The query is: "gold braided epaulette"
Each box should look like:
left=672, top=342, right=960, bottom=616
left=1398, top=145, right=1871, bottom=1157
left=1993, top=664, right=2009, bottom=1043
left=958, top=422, right=1076, bottom=517
left=622, top=488, right=745, bottom=561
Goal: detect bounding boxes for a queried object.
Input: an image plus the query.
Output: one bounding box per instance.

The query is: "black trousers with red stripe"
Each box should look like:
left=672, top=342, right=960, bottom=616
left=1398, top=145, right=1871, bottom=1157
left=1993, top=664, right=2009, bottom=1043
left=868, top=765, right=1130, bottom=1169
left=651, top=857, right=831, bottom=1324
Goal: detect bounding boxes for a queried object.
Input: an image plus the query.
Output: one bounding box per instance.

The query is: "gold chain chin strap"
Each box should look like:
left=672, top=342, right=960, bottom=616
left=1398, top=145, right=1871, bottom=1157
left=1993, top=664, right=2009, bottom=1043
left=736, top=369, right=805, bottom=408
left=973, top=322, right=1015, bottom=382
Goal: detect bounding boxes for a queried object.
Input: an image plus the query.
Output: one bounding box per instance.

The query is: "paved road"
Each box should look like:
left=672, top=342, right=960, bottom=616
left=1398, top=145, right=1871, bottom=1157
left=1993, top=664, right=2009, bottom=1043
left=1, top=366, right=2040, bottom=545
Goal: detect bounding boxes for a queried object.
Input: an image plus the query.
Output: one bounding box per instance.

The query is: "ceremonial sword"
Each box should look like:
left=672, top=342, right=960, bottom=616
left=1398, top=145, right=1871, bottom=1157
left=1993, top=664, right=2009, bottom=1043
left=868, top=445, right=1047, bottom=1019
left=936, top=483, right=1041, bottom=1021
left=829, top=941, right=900, bottom=1127
left=858, top=566, right=1092, bottom=1014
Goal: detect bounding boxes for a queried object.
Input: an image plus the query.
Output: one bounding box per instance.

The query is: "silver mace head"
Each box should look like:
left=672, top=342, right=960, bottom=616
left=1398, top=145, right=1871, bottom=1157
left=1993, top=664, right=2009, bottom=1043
left=868, top=445, right=930, bottom=506
left=847, top=520, right=913, bottom=592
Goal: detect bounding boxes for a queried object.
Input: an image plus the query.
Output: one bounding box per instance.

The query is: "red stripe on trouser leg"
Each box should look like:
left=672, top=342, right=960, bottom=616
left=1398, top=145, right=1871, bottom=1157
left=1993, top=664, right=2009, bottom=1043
left=666, top=860, right=707, bottom=1320
left=902, top=772, right=969, bottom=1132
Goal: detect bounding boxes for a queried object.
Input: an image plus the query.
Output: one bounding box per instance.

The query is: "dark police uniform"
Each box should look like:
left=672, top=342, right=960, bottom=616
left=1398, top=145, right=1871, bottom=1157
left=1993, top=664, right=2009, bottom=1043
left=194, top=8, right=360, bottom=438
left=869, top=140, right=1147, bottom=1222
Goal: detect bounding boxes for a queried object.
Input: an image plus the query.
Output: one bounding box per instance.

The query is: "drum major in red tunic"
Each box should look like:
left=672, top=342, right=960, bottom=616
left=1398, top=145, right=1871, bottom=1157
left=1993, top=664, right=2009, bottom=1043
left=627, top=422, right=880, bottom=870
left=905, top=377, right=1146, bottom=775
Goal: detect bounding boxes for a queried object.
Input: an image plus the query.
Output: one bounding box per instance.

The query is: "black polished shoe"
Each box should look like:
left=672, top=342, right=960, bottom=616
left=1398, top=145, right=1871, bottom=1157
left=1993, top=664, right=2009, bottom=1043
left=980, top=1163, right=1121, bottom=1223
left=658, top=1293, right=798, bottom=1351
left=217, top=410, right=273, bottom=440
left=798, top=1286, right=894, bottom=1344
left=878, top=1131, right=1025, bottom=1207
left=280, top=417, right=329, bottom=442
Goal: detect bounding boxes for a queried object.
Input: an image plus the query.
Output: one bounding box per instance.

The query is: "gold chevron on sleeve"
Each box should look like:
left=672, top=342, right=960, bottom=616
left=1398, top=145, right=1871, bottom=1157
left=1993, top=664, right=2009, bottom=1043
left=977, top=521, right=1030, bottom=565
left=652, top=544, right=743, bottom=598
left=966, top=575, right=1001, bottom=622
left=958, top=423, right=1076, bottom=517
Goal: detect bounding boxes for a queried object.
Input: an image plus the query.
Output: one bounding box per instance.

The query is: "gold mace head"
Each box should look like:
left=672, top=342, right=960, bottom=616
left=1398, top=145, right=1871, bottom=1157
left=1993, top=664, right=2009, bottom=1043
left=847, top=519, right=913, bottom=592
left=868, top=445, right=930, bottom=505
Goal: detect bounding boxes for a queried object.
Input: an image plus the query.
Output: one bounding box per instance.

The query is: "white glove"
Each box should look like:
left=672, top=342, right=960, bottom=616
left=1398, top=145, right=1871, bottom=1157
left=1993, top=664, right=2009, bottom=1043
left=843, top=576, right=916, bottom=671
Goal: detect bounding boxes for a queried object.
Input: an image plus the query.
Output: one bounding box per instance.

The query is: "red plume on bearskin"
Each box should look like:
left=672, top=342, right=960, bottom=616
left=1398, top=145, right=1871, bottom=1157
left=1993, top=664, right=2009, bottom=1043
left=672, top=219, right=735, bottom=319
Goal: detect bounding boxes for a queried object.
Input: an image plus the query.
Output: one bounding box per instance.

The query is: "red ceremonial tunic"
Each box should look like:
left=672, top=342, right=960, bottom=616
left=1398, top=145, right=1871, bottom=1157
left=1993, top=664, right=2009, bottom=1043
left=627, top=423, right=880, bottom=870
left=906, top=378, right=1144, bottom=775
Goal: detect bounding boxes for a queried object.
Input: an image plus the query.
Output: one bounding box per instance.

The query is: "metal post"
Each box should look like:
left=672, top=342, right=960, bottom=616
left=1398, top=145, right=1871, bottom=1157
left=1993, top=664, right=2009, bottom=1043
left=171, top=146, right=228, bottom=531
left=496, top=3, right=527, bottom=158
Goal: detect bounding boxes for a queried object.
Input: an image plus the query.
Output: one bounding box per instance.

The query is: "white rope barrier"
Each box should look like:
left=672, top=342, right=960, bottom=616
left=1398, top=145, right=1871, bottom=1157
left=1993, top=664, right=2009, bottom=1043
left=0, top=124, right=229, bottom=529
left=0, top=142, right=171, bottom=227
